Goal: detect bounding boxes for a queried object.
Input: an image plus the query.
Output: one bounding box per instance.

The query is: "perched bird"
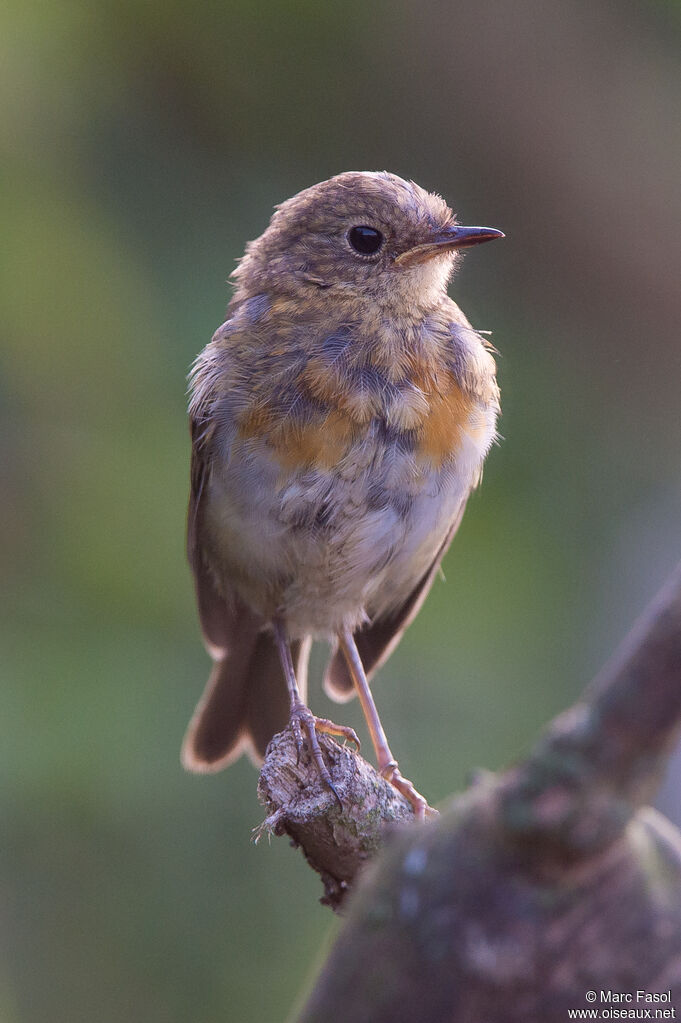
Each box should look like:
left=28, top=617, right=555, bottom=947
left=182, top=171, right=502, bottom=818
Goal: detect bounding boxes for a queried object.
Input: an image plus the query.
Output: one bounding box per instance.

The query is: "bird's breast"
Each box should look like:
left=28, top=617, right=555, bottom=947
left=235, top=349, right=494, bottom=475
left=203, top=342, right=497, bottom=633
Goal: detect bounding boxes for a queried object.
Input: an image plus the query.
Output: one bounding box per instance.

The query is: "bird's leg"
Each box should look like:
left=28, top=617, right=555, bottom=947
left=339, top=628, right=436, bottom=821
left=272, top=621, right=359, bottom=806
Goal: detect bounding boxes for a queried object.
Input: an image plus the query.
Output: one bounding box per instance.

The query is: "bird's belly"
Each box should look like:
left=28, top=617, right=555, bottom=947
left=204, top=428, right=483, bottom=637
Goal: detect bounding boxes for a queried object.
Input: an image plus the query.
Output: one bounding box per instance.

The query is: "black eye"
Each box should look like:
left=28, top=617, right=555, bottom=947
left=348, top=225, right=384, bottom=255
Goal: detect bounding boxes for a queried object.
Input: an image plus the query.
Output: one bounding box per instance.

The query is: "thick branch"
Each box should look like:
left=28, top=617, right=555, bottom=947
left=294, top=562, right=681, bottom=1021
left=497, top=560, right=681, bottom=856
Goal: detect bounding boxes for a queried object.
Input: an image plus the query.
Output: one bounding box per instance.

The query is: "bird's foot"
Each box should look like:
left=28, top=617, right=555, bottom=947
left=289, top=701, right=360, bottom=807
left=380, top=760, right=438, bottom=822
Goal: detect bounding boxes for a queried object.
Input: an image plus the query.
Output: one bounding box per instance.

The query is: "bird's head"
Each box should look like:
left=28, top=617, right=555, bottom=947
left=232, top=171, right=503, bottom=315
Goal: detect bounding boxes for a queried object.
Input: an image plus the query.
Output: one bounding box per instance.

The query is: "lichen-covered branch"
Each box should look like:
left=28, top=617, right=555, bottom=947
left=257, top=728, right=413, bottom=909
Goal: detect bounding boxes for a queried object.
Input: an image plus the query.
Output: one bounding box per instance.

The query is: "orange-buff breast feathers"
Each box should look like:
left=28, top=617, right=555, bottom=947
left=237, top=363, right=477, bottom=471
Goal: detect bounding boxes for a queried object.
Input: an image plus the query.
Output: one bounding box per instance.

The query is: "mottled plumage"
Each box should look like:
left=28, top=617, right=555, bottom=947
left=183, top=171, right=502, bottom=817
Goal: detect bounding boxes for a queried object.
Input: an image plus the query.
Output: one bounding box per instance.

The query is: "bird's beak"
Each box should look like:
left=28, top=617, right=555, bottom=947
left=395, top=225, right=504, bottom=267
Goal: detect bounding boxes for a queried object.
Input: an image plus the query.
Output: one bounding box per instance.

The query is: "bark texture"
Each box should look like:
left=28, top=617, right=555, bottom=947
left=257, top=728, right=413, bottom=909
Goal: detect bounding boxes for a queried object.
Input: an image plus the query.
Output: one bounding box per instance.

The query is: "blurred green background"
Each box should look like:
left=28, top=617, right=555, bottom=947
left=2, top=1, right=680, bottom=1020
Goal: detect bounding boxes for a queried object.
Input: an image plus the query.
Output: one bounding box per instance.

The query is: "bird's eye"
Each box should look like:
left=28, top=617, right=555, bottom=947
left=348, top=225, right=384, bottom=256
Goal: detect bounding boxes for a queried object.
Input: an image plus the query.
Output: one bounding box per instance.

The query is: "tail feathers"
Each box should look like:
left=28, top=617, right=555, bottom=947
left=323, top=645, right=357, bottom=703
left=244, top=635, right=311, bottom=760
left=323, top=625, right=388, bottom=703
left=182, top=629, right=311, bottom=772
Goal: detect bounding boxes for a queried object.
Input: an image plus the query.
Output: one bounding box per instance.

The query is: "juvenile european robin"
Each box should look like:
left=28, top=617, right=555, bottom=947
left=182, top=171, right=503, bottom=818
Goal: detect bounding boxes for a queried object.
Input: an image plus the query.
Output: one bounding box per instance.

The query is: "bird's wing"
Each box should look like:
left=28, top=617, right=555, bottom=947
left=186, top=414, right=237, bottom=655
left=185, top=413, right=310, bottom=769
left=323, top=497, right=469, bottom=701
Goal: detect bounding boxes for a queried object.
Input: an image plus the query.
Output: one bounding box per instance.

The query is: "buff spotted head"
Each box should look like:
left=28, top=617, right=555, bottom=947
left=231, top=171, right=503, bottom=312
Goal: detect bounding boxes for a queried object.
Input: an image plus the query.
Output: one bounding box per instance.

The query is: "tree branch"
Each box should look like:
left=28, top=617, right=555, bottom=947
left=287, top=562, right=681, bottom=1021
left=257, top=728, right=413, bottom=909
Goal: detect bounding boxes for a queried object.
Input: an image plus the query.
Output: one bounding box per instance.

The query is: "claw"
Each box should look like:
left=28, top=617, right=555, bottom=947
left=381, top=762, right=437, bottom=821
left=326, top=778, right=343, bottom=810
left=289, top=701, right=347, bottom=809
left=313, top=716, right=361, bottom=753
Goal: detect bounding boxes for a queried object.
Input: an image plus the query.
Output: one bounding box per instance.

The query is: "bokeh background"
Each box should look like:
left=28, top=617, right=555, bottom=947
left=2, top=1, right=681, bottom=1020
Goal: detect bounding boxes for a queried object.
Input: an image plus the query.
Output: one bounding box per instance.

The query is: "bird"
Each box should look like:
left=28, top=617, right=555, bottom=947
left=182, top=171, right=503, bottom=818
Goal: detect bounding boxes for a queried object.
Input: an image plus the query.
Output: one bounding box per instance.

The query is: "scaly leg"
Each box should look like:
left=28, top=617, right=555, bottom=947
left=272, top=621, right=359, bottom=806
left=339, top=627, right=435, bottom=821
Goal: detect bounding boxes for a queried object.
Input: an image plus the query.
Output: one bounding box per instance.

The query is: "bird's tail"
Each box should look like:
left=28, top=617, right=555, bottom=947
left=182, top=629, right=311, bottom=771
